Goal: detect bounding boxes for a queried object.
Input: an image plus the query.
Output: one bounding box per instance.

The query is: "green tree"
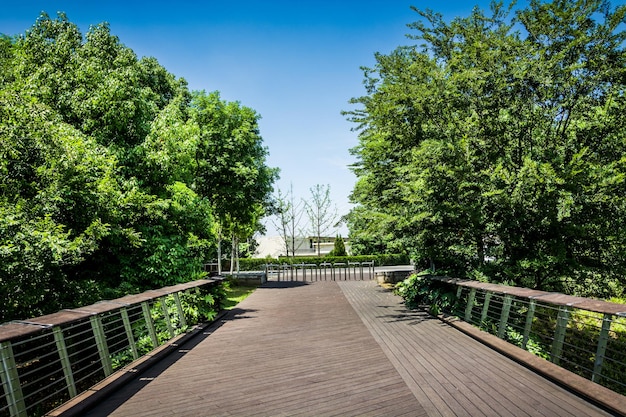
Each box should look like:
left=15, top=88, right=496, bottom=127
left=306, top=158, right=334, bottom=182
left=0, top=90, right=113, bottom=320
left=0, top=12, right=276, bottom=320
left=328, top=235, right=347, bottom=257
left=347, top=0, right=626, bottom=295
left=191, top=91, right=278, bottom=273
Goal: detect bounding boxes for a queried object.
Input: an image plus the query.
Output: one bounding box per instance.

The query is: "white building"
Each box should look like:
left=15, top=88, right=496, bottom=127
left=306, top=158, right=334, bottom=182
left=254, top=236, right=350, bottom=258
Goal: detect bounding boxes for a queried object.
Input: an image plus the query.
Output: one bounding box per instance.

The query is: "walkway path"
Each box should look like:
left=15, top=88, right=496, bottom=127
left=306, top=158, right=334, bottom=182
left=84, top=281, right=613, bottom=416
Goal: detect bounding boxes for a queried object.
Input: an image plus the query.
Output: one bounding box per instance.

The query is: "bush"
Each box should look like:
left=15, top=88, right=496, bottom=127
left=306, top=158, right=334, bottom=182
left=327, top=235, right=347, bottom=257
left=394, top=271, right=457, bottom=315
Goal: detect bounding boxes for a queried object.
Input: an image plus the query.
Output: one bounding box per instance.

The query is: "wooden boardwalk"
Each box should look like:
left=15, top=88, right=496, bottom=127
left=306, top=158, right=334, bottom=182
left=82, top=281, right=614, bottom=417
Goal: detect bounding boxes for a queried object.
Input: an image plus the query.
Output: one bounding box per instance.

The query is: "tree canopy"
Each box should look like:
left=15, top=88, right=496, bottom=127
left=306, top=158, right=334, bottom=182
left=0, top=13, right=277, bottom=321
left=346, top=0, right=626, bottom=297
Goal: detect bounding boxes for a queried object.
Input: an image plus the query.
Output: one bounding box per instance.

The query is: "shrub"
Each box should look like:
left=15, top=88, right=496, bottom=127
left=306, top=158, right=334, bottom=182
left=394, top=271, right=457, bottom=315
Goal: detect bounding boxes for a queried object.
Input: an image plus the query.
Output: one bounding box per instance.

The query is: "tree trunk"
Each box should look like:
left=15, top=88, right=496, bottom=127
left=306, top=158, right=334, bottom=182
left=217, top=226, right=222, bottom=275
left=230, top=233, right=236, bottom=274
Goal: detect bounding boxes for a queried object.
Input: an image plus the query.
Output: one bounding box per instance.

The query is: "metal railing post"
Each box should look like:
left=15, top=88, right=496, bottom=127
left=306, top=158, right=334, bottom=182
left=480, top=292, right=492, bottom=325
left=550, top=306, right=572, bottom=365
left=142, top=301, right=159, bottom=349
left=90, top=315, right=113, bottom=377
left=592, top=313, right=612, bottom=383
left=465, top=288, right=477, bottom=322
left=0, top=341, right=27, bottom=417
left=53, top=326, right=77, bottom=398
left=173, top=292, right=187, bottom=329
left=160, top=297, right=175, bottom=338
left=498, top=295, right=513, bottom=339
left=121, top=307, right=139, bottom=360
left=522, top=299, right=536, bottom=350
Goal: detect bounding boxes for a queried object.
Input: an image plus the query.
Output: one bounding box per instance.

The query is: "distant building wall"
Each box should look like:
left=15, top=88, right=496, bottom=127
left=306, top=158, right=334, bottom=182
left=254, top=236, right=350, bottom=258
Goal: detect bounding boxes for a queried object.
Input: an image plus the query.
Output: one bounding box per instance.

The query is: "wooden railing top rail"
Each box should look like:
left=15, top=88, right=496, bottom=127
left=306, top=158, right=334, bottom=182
left=0, top=278, right=222, bottom=343
left=431, top=276, right=626, bottom=316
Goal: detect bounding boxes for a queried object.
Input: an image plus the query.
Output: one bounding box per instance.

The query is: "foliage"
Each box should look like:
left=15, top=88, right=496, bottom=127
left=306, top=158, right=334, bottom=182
left=394, top=272, right=457, bottom=315
left=0, top=13, right=276, bottom=322
left=502, top=326, right=550, bottom=360
left=327, top=235, right=347, bottom=257
left=346, top=0, right=626, bottom=296
left=190, top=90, right=278, bottom=274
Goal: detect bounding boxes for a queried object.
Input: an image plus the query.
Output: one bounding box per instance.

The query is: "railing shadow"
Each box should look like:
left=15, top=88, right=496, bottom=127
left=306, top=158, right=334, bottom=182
left=261, top=280, right=309, bottom=289
left=373, top=286, right=439, bottom=325
left=83, top=307, right=257, bottom=417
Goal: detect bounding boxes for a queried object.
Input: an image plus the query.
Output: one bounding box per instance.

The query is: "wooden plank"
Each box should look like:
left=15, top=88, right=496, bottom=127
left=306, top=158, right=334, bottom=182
left=82, top=281, right=424, bottom=417
left=76, top=281, right=615, bottom=417
left=338, top=281, right=614, bottom=417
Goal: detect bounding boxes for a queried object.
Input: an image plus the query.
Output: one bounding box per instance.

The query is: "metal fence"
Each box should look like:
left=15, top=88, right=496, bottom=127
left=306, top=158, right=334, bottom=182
left=434, top=277, right=626, bottom=396
left=0, top=278, right=223, bottom=417
left=264, top=261, right=375, bottom=282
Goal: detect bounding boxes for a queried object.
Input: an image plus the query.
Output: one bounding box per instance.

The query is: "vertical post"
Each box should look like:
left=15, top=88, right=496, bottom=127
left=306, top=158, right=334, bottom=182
left=142, top=302, right=159, bottom=349
left=497, top=294, right=513, bottom=339
left=120, top=308, right=139, bottom=360
left=90, top=316, right=113, bottom=377
left=160, top=297, right=175, bottom=338
left=455, top=286, right=463, bottom=300
left=592, top=313, right=612, bottom=383
left=480, top=292, right=492, bottom=325
left=0, top=341, right=27, bottom=417
left=53, top=326, right=77, bottom=398
left=465, top=288, right=477, bottom=322
left=550, top=306, right=572, bottom=365
left=173, top=292, right=187, bottom=329
left=522, top=299, right=537, bottom=350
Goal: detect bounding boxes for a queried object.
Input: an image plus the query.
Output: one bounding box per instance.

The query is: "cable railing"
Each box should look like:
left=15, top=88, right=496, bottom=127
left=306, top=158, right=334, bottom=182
left=431, top=277, right=626, bottom=397
left=0, top=278, right=224, bottom=417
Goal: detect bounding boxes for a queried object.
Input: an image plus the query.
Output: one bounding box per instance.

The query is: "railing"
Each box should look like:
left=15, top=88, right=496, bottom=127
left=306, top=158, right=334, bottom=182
left=0, top=278, right=224, bottom=417
left=432, top=277, right=626, bottom=397
left=264, top=261, right=375, bottom=281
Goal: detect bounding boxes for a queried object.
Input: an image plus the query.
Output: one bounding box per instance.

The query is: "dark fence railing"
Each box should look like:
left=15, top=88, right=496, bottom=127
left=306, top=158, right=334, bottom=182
left=0, top=278, right=223, bottom=417
left=264, top=261, right=375, bottom=281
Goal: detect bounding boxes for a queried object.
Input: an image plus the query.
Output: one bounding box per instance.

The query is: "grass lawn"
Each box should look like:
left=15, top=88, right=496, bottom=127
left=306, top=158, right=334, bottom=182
left=223, top=284, right=257, bottom=310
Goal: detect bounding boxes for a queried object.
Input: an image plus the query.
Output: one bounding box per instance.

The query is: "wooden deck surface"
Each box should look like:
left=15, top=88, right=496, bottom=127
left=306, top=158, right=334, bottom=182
left=82, top=281, right=614, bottom=417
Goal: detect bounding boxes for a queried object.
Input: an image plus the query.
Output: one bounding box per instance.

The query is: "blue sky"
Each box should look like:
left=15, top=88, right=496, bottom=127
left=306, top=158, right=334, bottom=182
left=2, top=0, right=513, bottom=236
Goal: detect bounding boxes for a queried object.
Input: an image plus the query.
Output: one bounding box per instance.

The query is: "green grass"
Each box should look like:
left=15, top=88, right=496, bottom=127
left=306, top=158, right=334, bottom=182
left=223, top=285, right=257, bottom=310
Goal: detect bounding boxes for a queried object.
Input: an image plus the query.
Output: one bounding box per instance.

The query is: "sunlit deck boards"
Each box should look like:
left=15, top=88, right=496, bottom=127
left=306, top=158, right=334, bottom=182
left=84, top=281, right=613, bottom=417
